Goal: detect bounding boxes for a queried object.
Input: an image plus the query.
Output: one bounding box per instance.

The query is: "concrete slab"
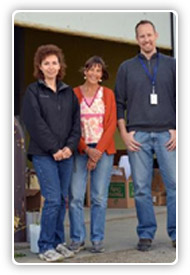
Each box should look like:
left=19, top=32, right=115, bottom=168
left=14, top=206, right=176, bottom=264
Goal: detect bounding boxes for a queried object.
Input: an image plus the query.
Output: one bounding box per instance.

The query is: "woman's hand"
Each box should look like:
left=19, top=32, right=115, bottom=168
left=53, top=147, right=72, bottom=161
left=53, top=149, right=64, bottom=161
left=85, top=147, right=102, bottom=162
left=62, top=147, right=72, bottom=159
left=87, top=158, right=97, bottom=171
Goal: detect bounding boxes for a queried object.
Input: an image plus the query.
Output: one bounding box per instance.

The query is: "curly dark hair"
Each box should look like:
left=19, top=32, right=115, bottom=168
left=80, top=56, right=109, bottom=81
left=33, top=44, right=66, bottom=80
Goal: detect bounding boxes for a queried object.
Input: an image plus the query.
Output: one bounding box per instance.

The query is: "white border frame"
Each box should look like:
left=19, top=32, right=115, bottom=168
left=12, top=9, right=178, bottom=266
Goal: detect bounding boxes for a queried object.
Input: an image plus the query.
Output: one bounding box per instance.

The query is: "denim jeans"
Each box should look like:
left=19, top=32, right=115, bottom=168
left=69, top=152, right=114, bottom=242
left=128, top=131, right=176, bottom=241
left=32, top=155, right=73, bottom=253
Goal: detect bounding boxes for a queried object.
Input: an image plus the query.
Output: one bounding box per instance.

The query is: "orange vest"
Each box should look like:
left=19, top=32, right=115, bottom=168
left=74, top=86, right=117, bottom=155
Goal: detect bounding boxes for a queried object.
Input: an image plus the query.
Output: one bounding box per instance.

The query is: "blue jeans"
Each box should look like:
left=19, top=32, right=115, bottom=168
left=128, top=131, right=176, bottom=241
left=32, top=155, right=73, bottom=253
left=69, top=152, right=114, bottom=242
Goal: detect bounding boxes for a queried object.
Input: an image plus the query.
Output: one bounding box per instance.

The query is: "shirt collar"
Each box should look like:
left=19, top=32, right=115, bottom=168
left=38, top=79, right=69, bottom=92
left=138, top=48, right=159, bottom=60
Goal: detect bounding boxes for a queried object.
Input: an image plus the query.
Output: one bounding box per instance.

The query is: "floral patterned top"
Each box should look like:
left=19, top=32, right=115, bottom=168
left=80, top=86, right=105, bottom=144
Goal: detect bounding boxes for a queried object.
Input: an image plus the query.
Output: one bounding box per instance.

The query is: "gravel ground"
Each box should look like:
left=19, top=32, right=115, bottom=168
left=14, top=207, right=176, bottom=265
left=14, top=242, right=176, bottom=264
left=63, top=245, right=176, bottom=264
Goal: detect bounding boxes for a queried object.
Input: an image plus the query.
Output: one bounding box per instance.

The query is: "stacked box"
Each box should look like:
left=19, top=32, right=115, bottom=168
left=86, top=167, right=166, bottom=208
left=26, top=170, right=43, bottom=211
left=107, top=166, right=135, bottom=208
left=151, top=168, right=166, bottom=206
left=26, top=189, right=41, bottom=211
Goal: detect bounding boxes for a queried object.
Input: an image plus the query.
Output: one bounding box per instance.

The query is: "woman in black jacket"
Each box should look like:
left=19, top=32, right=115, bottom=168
left=22, top=44, right=81, bottom=262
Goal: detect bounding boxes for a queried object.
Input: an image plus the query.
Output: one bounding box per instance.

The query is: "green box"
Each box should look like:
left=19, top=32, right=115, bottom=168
left=108, top=182, right=126, bottom=199
left=109, top=180, right=134, bottom=199
left=128, top=180, right=134, bottom=198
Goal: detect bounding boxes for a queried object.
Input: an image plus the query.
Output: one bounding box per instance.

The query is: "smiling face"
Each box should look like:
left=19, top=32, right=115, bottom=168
left=39, top=54, right=61, bottom=81
left=136, top=23, right=158, bottom=56
left=84, top=64, right=103, bottom=85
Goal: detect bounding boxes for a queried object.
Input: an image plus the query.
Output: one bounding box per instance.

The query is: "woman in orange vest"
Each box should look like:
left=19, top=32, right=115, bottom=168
left=68, top=56, right=117, bottom=253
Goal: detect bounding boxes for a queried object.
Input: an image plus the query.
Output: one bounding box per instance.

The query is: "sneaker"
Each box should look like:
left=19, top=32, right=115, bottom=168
left=39, top=249, right=64, bottom=262
left=56, top=243, right=75, bottom=258
left=137, top=239, right=152, bottom=252
left=91, top=241, right=105, bottom=253
left=172, top=240, right=176, bottom=248
left=68, top=241, right=85, bottom=253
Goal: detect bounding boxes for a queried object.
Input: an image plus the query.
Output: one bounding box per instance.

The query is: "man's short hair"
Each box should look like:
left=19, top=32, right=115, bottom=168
left=135, top=20, right=156, bottom=36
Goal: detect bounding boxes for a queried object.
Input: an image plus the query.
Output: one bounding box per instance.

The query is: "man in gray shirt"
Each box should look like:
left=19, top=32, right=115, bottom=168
left=115, top=20, right=176, bottom=251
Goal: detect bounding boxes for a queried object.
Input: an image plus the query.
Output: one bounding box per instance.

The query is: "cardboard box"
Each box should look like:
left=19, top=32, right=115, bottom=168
left=29, top=172, right=40, bottom=190
left=126, top=177, right=135, bottom=208
left=26, top=189, right=42, bottom=211
left=86, top=166, right=135, bottom=208
left=152, top=191, right=166, bottom=206
left=26, top=169, right=40, bottom=190
left=107, top=167, right=135, bottom=208
left=152, top=168, right=165, bottom=193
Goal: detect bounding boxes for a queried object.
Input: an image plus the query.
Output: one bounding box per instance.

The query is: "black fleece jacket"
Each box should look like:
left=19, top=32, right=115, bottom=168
left=22, top=80, right=81, bottom=160
left=115, top=52, right=176, bottom=132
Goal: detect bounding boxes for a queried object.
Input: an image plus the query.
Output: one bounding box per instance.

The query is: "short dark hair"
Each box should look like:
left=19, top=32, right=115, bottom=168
left=135, top=20, right=156, bottom=36
left=33, top=44, right=66, bottom=80
left=80, top=56, right=109, bottom=81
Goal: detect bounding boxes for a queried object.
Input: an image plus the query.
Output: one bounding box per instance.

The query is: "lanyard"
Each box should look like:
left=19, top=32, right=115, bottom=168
left=138, top=53, right=159, bottom=90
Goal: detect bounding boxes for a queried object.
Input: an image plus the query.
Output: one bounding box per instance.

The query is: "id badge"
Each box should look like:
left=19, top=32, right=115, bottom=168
left=150, top=93, right=158, bottom=105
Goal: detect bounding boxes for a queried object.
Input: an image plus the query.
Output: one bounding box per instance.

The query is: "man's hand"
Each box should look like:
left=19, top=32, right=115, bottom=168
left=117, top=119, right=141, bottom=152
left=165, top=129, right=176, bottom=151
left=121, top=131, right=141, bottom=152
